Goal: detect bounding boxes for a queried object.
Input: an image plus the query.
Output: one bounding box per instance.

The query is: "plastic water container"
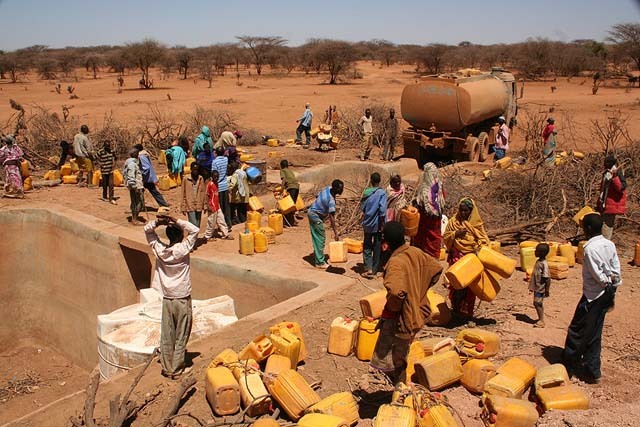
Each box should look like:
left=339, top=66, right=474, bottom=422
left=359, top=290, right=387, bottom=318
left=240, top=154, right=254, bottom=162
left=20, top=160, right=29, bottom=177
left=535, top=364, right=570, bottom=391
left=462, top=359, right=497, bottom=393
left=519, top=247, right=536, bottom=274
left=257, top=227, right=276, bottom=244
left=62, top=174, right=78, bottom=184
left=400, top=206, right=420, bottom=237
left=481, top=394, right=538, bottom=427
left=239, top=232, right=255, bottom=255
left=406, top=340, right=426, bottom=382
left=545, top=241, right=560, bottom=258
left=536, top=384, right=589, bottom=411
left=439, top=247, right=447, bottom=260
left=306, top=392, right=359, bottom=426
left=267, top=369, right=321, bottom=421
left=445, top=253, right=484, bottom=289
left=267, top=138, right=279, bottom=147
left=246, top=221, right=260, bottom=233
left=559, top=243, right=576, bottom=267
left=373, top=404, right=416, bottom=427
left=269, top=321, right=307, bottom=361
left=113, top=169, right=124, bottom=186
left=246, top=166, right=262, bottom=184
left=468, top=270, right=501, bottom=302
left=92, top=170, right=102, bottom=186
left=548, top=255, right=569, bottom=265
left=278, top=195, right=296, bottom=214
left=414, top=351, right=463, bottom=391
left=205, top=366, right=241, bottom=416
left=489, top=241, right=501, bottom=253
left=356, top=317, right=380, bottom=361
left=238, top=335, right=274, bottom=362
left=158, top=175, right=171, bottom=191
left=496, top=357, right=536, bottom=386
left=420, top=337, right=455, bottom=356
left=344, top=237, right=364, bottom=254
left=268, top=213, right=284, bottom=235
left=519, top=240, right=538, bottom=249
left=264, top=354, right=292, bottom=376
left=23, top=176, right=33, bottom=191
left=426, top=289, right=452, bottom=326
left=298, top=413, right=348, bottom=427
left=296, top=195, right=305, bottom=211
left=456, top=328, right=501, bottom=359
left=419, top=404, right=459, bottom=427
left=238, top=372, right=272, bottom=417
left=573, top=205, right=594, bottom=225
left=230, top=358, right=259, bottom=380
left=209, top=348, right=239, bottom=368
left=329, top=241, right=348, bottom=263
left=270, top=329, right=301, bottom=368
left=484, top=374, right=529, bottom=399
left=44, top=170, right=62, bottom=180
left=495, top=157, right=512, bottom=169
left=254, top=232, right=268, bottom=253
left=60, top=164, right=72, bottom=176
left=249, top=196, right=264, bottom=212
left=576, top=240, right=586, bottom=264
left=328, top=317, right=358, bottom=356
left=247, top=210, right=262, bottom=226
left=477, top=246, right=517, bottom=278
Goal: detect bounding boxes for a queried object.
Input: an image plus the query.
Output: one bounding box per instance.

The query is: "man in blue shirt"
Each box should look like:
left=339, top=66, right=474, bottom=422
left=308, top=179, right=343, bottom=268
left=135, top=143, right=169, bottom=207
left=295, top=103, right=313, bottom=146
left=360, top=172, right=387, bottom=279
left=197, top=142, right=214, bottom=172
left=211, top=146, right=231, bottom=228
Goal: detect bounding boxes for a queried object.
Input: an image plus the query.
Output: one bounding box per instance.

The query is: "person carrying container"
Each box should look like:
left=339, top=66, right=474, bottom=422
left=307, top=179, right=343, bottom=269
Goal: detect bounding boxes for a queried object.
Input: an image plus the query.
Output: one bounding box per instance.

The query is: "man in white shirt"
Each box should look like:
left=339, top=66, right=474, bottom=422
left=359, top=108, right=373, bottom=161
left=563, top=213, right=621, bottom=384
left=145, top=209, right=199, bottom=378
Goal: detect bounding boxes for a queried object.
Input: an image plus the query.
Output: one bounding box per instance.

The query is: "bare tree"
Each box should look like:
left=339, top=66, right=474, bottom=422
left=37, top=57, right=58, bottom=80
left=174, top=47, right=193, bottom=79
left=0, top=52, right=28, bottom=83
left=415, top=44, right=451, bottom=74
left=84, top=53, right=104, bottom=79
left=608, top=23, right=640, bottom=86
left=309, top=40, right=356, bottom=84
left=124, top=39, right=166, bottom=89
left=106, top=49, right=128, bottom=74
left=236, top=36, right=286, bottom=75
left=372, top=39, right=399, bottom=67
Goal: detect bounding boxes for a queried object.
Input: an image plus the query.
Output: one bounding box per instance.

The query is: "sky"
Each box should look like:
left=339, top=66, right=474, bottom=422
left=0, top=0, right=639, bottom=51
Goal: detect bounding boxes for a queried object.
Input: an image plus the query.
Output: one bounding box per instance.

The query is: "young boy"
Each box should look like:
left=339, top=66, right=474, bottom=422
left=180, top=163, right=206, bottom=228
left=280, top=159, right=300, bottom=226
left=96, top=141, right=117, bottom=205
left=529, top=243, right=551, bottom=327
left=204, top=170, right=233, bottom=240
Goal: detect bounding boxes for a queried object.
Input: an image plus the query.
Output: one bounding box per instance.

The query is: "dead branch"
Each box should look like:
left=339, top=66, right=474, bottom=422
left=83, top=369, right=100, bottom=427
left=544, top=189, right=567, bottom=233
left=157, top=376, right=197, bottom=427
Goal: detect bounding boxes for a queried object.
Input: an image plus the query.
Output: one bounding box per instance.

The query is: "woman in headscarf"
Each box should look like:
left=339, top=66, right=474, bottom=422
left=442, top=197, right=490, bottom=317
left=411, top=163, right=445, bottom=259
left=386, top=174, right=406, bottom=223
left=0, top=135, right=25, bottom=198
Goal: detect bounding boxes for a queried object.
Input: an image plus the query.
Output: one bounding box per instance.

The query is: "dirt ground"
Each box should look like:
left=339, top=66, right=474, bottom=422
left=2, top=62, right=640, bottom=150
left=1, top=63, right=640, bottom=426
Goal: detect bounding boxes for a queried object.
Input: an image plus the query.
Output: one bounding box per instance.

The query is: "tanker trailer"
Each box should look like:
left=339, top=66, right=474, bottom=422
left=400, top=68, right=517, bottom=166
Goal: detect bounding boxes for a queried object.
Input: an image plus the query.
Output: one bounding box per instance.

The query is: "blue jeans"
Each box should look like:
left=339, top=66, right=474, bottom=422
left=187, top=211, right=202, bottom=228
left=296, top=124, right=311, bottom=145
left=144, top=182, right=169, bottom=207
left=363, top=232, right=382, bottom=274
left=494, top=148, right=506, bottom=160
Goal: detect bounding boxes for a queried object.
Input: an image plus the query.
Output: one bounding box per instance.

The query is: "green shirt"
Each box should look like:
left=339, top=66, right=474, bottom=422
left=280, top=168, right=299, bottom=190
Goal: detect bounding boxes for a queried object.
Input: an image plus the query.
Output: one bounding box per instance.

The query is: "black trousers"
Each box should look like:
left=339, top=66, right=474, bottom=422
left=284, top=188, right=299, bottom=226
left=102, top=172, right=114, bottom=200
left=144, top=182, right=169, bottom=207
left=219, top=190, right=232, bottom=228
left=562, top=287, right=615, bottom=379
left=230, top=202, right=248, bottom=224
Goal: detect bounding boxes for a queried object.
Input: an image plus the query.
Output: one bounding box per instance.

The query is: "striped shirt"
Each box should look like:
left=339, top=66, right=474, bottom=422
left=96, top=148, right=115, bottom=174
left=309, top=186, right=336, bottom=218
left=211, top=155, right=229, bottom=192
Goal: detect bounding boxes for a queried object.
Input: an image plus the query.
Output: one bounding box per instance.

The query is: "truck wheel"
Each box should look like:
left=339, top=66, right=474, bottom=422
left=478, top=132, right=490, bottom=162
left=462, top=137, right=480, bottom=162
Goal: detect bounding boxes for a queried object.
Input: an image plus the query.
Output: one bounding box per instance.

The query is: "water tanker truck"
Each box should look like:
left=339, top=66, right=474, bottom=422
left=401, top=68, right=517, bottom=166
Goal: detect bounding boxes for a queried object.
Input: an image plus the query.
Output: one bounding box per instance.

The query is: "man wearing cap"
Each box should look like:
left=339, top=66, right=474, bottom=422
left=145, top=209, right=199, bottom=379
left=493, top=116, right=510, bottom=161
left=214, top=130, right=242, bottom=151
left=295, top=103, right=313, bottom=146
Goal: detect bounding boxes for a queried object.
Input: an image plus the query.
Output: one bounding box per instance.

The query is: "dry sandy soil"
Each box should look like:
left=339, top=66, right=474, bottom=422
left=1, top=63, right=640, bottom=426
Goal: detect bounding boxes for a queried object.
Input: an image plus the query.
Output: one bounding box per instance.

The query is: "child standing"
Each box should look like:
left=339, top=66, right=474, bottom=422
left=96, top=141, right=117, bottom=205
left=204, top=170, right=233, bottom=240
left=529, top=243, right=551, bottom=328
left=180, top=163, right=206, bottom=228
left=280, top=159, right=300, bottom=226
